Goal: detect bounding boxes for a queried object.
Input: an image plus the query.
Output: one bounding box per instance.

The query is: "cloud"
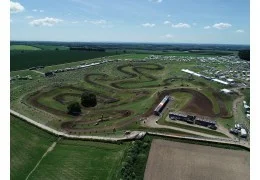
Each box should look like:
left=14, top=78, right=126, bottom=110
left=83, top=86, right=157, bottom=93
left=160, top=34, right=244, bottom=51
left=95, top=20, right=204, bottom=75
left=172, top=23, right=191, bottom=28
left=32, top=9, right=44, bottom=12
left=167, top=14, right=171, bottom=17
left=162, top=34, right=174, bottom=39
left=212, top=22, right=232, bottom=29
left=142, top=23, right=155, bottom=27
left=236, top=29, right=244, bottom=33
left=163, top=21, right=171, bottom=25
left=72, top=21, right=79, bottom=24
left=149, top=0, right=163, bottom=3
left=10, top=1, right=25, bottom=14
left=29, top=17, right=63, bottom=27
left=26, top=16, right=34, bottom=19
left=204, top=26, right=211, bottom=29
left=192, top=23, right=197, bottom=26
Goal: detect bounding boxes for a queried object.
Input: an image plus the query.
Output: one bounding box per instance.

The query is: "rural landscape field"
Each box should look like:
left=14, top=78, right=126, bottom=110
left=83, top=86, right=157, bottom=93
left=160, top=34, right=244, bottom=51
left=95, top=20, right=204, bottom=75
left=10, top=0, right=250, bottom=179
left=10, top=41, right=250, bottom=179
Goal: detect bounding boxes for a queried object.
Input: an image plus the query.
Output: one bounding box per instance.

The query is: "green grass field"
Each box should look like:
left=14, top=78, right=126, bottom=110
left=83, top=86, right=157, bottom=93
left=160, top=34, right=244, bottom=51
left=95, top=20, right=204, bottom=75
left=29, top=140, right=127, bottom=180
left=10, top=115, right=57, bottom=180
left=10, top=45, right=41, bottom=51
left=11, top=115, right=129, bottom=180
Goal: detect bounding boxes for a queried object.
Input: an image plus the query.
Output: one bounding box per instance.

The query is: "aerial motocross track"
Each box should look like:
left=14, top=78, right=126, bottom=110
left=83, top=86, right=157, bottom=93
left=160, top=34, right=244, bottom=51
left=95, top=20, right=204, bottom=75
left=25, top=62, right=230, bottom=135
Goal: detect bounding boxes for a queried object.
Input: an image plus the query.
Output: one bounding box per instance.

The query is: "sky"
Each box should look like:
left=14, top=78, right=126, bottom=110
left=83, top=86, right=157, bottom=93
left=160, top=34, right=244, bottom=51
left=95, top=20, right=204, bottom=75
left=10, top=0, right=250, bottom=44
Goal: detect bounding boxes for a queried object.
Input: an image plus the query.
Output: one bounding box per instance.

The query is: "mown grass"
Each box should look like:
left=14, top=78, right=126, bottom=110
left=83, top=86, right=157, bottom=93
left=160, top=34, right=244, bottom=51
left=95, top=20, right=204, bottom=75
left=10, top=115, right=57, bottom=180
left=11, top=115, right=129, bottom=180
left=29, top=139, right=128, bottom=180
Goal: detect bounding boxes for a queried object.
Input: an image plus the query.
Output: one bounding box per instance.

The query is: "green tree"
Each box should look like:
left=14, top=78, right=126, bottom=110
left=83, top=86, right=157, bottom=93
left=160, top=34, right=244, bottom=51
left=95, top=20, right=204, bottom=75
left=81, top=92, right=97, bottom=107
left=67, top=102, right=81, bottom=115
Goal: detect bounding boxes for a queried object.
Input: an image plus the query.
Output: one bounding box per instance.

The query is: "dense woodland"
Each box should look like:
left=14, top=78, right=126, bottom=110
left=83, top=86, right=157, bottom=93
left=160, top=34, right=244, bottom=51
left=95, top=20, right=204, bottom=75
left=238, top=50, right=250, bottom=61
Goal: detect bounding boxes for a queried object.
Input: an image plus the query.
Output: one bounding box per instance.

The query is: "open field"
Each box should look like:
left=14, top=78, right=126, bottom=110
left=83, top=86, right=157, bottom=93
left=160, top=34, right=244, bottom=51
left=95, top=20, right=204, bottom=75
left=10, top=50, right=121, bottom=71
left=28, top=139, right=127, bottom=180
left=10, top=115, right=57, bottom=180
left=11, top=115, right=128, bottom=179
left=10, top=45, right=41, bottom=51
left=144, top=139, right=249, bottom=180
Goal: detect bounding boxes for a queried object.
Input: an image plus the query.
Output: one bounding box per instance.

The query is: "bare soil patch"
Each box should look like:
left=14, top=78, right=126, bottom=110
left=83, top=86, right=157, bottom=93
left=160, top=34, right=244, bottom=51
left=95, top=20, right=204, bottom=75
left=144, top=139, right=249, bottom=180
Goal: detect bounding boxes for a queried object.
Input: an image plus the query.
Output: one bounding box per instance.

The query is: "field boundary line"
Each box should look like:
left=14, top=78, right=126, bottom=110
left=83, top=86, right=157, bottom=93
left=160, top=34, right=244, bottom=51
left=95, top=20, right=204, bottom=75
left=10, top=109, right=249, bottom=149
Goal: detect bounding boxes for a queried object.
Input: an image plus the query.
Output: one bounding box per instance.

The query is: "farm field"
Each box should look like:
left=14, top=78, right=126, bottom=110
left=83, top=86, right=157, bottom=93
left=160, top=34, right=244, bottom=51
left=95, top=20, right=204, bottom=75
left=144, top=139, right=249, bottom=180
left=10, top=50, right=121, bottom=71
left=10, top=45, right=41, bottom=51
left=10, top=115, right=128, bottom=180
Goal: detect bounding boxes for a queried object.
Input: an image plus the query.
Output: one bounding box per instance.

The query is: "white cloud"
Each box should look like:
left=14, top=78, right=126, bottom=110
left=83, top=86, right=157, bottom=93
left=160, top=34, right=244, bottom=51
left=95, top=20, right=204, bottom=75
left=236, top=29, right=244, bottom=33
left=29, top=17, right=63, bottom=27
left=172, top=23, right=191, bottom=28
left=149, top=0, right=163, bottom=3
left=142, top=23, right=155, bottom=27
left=212, top=22, right=232, bottom=29
left=204, top=26, right=211, bottom=29
left=10, top=1, right=25, bottom=14
left=163, top=21, right=171, bottom=25
left=162, top=34, right=174, bottom=39
left=167, top=14, right=171, bottom=17
left=32, top=9, right=44, bottom=12
left=26, top=16, right=34, bottom=19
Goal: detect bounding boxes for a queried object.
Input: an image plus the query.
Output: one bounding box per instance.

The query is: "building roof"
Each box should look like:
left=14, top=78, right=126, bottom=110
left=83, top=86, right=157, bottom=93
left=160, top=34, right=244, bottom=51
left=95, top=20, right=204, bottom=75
left=220, top=89, right=232, bottom=93
left=212, top=79, right=229, bottom=85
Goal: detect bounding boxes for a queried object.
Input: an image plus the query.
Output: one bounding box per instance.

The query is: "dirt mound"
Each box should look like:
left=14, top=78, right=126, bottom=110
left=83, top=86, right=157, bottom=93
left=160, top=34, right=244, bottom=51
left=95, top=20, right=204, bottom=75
left=180, top=89, right=215, bottom=117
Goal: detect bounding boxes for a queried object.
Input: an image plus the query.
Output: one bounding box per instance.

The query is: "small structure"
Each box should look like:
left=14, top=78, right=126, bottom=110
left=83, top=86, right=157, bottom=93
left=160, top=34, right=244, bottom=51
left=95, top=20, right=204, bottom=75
left=220, top=89, right=232, bottom=94
left=45, top=71, right=55, bottom=77
left=154, top=96, right=170, bottom=116
left=195, top=118, right=217, bottom=128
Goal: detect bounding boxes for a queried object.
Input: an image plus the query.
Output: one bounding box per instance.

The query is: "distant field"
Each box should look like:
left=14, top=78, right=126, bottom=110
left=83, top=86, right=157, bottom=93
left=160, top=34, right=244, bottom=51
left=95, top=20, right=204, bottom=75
left=10, top=50, right=120, bottom=71
left=10, top=45, right=41, bottom=51
left=144, top=139, right=249, bottom=180
left=33, top=44, right=69, bottom=50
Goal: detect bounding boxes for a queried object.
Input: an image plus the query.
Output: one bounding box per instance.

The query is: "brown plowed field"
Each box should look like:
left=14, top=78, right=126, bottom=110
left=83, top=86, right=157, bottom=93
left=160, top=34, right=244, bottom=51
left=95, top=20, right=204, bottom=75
left=144, top=139, right=249, bottom=180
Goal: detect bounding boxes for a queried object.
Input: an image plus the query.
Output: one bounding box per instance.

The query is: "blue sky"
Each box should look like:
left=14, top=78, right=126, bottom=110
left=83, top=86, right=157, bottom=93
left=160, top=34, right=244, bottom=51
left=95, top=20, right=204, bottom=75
left=10, top=0, right=250, bottom=44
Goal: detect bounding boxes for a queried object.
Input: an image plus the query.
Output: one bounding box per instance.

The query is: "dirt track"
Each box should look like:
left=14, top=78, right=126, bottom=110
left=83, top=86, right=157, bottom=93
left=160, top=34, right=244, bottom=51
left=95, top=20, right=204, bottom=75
left=144, top=139, right=249, bottom=180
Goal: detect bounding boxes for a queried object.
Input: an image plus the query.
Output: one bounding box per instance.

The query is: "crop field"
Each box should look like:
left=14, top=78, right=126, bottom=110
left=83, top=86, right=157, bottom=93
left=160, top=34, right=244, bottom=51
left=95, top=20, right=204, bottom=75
left=10, top=50, right=121, bottom=71
left=11, top=115, right=128, bottom=180
left=144, top=139, right=249, bottom=180
left=11, top=53, right=238, bottom=136
left=10, top=45, right=41, bottom=51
